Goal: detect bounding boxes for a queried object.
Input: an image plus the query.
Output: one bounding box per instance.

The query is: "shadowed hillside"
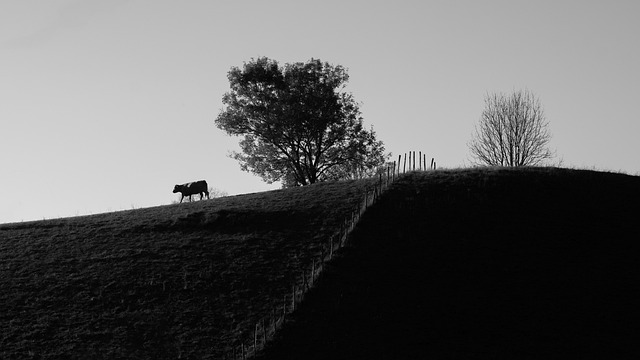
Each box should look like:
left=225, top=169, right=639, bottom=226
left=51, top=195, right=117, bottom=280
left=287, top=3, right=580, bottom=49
left=257, top=168, right=640, bottom=359
left=2, top=168, right=639, bottom=359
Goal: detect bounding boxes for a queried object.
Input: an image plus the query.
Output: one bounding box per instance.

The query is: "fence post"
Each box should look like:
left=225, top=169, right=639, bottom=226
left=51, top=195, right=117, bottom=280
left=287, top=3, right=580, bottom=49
left=403, top=153, right=407, bottom=173
left=344, top=221, right=348, bottom=243
left=386, top=165, right=390, bottom=185
left=413, top=151, right=416, bottom=171
left=410, top=151, right=413, bottom=171
left=329, top=237, right=333, bottom=259
left=292, top=285, right=296, bottom=311
left=303, top=269, right=307, bottom=290
left=392, top=161, right=396, bottom=182
left=419, top=151, right=422, bottom=170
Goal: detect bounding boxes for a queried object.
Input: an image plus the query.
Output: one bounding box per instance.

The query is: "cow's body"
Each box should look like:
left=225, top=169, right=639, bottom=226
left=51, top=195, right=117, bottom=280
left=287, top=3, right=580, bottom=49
left=173, top=180, right=210, bottom=203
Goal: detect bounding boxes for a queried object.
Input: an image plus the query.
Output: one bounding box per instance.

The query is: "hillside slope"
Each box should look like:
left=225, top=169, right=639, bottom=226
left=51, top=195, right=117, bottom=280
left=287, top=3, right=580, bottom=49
left=257, top=168, right=640, bottom=359
left=0, top=179, right=376, bottom=359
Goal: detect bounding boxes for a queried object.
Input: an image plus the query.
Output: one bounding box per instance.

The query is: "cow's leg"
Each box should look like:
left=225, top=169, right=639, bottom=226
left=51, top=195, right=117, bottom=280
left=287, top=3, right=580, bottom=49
left=180, top=194, right=184, bottom=203
left=205, top=190, right=210, bottom=199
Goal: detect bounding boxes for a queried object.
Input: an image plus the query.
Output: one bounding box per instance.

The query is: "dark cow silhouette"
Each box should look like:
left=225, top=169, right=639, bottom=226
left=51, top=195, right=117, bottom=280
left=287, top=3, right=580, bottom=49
left=173, top=180, right=210, bottom=203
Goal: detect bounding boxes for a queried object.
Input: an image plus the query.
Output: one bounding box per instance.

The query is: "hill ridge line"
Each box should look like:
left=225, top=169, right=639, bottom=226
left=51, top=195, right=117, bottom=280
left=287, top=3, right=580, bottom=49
left=226, top=170, right=413, bottom=359
left=255, top=167, right=640, bottom=359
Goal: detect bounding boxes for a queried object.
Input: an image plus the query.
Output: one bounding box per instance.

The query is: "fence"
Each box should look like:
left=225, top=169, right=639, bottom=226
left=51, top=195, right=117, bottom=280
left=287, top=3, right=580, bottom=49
left=223, top=151, right=436, bottom=359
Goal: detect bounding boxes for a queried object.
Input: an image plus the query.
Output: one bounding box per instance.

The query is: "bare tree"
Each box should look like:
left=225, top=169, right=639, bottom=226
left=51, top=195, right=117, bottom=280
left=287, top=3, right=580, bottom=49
left=469, top=89, right=554, bottom=167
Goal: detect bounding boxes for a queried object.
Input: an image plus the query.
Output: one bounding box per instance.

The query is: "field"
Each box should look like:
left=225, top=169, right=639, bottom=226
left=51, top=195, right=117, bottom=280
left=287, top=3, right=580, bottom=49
left=2, top=167, right=640, bottom=359
left=257, top=167, right=640, bottom=359
left=0, top=178, right=377, bottom=359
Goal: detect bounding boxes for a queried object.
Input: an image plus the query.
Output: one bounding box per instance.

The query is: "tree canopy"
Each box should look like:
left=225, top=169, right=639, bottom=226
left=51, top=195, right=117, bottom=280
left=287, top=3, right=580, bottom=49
left=469, top=89, right=554, bottom=167
left=215, top=57, right=387, bottom=187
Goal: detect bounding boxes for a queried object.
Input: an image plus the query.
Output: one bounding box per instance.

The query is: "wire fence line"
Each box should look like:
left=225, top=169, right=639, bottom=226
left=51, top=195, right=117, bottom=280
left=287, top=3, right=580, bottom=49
left=223, top=151, right=436, bottom=360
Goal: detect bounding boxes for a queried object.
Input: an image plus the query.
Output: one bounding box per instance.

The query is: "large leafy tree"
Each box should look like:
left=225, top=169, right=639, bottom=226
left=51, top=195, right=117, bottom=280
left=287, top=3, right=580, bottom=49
left=215, top=57, right=387, bottom=187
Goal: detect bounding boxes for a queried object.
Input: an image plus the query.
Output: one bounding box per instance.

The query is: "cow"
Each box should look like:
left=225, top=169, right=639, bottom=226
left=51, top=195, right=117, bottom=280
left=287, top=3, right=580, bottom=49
left=173, top=180, right=210, bottom=203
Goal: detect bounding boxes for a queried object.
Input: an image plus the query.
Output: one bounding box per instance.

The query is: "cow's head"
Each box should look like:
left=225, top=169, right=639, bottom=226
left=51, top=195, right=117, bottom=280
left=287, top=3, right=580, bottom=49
left=172, top=185, right=181, bottom=193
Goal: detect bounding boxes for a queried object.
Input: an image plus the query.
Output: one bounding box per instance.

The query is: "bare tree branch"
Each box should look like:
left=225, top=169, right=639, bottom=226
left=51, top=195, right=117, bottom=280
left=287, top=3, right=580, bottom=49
left=469, top=89, right=554, bottom=167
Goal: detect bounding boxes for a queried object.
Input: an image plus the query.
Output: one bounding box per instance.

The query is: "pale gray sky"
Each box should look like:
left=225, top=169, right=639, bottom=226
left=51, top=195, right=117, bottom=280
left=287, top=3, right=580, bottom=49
left=1, top=0, right=639, bottom=223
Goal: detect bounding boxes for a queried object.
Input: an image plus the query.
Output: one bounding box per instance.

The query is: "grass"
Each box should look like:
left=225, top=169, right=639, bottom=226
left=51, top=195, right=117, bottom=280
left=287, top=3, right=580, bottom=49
left=2, top=167, right=639, bottom=358
left=257, top=167, right=640, bottom=359
left=0, top=178, right=377, bottom=359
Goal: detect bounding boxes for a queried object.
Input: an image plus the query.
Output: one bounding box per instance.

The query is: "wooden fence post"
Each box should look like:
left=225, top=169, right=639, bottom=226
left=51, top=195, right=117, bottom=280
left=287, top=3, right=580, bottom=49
left=303, top=269, right=307, bottom=290
left=413, top=151, right=416, bottom=171
left=397, top=155, right=401, bottom=176
left=292, top=285, right=296, bottom=311
left=392, top=161, right=396, bottom=182
left=419, top=151, right=422, bottom=170
left=329, top=237, right=333, bottom=259
left=410, top=151, right=413, bottom=171
left=403, top=153, right=407, bottom=173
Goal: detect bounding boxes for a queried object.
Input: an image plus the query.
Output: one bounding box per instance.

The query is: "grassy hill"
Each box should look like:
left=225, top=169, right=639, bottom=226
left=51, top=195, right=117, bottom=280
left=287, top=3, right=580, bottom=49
left=2, top=167, right=639, bottom=359
left=257, top=167, right=640, bottom=359
left=0, top=178, right=377, bottom=359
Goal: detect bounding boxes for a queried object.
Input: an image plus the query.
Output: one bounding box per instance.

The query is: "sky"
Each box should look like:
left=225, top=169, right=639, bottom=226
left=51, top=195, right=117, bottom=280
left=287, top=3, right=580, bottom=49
left=1, top=0, right=639, bottom=223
